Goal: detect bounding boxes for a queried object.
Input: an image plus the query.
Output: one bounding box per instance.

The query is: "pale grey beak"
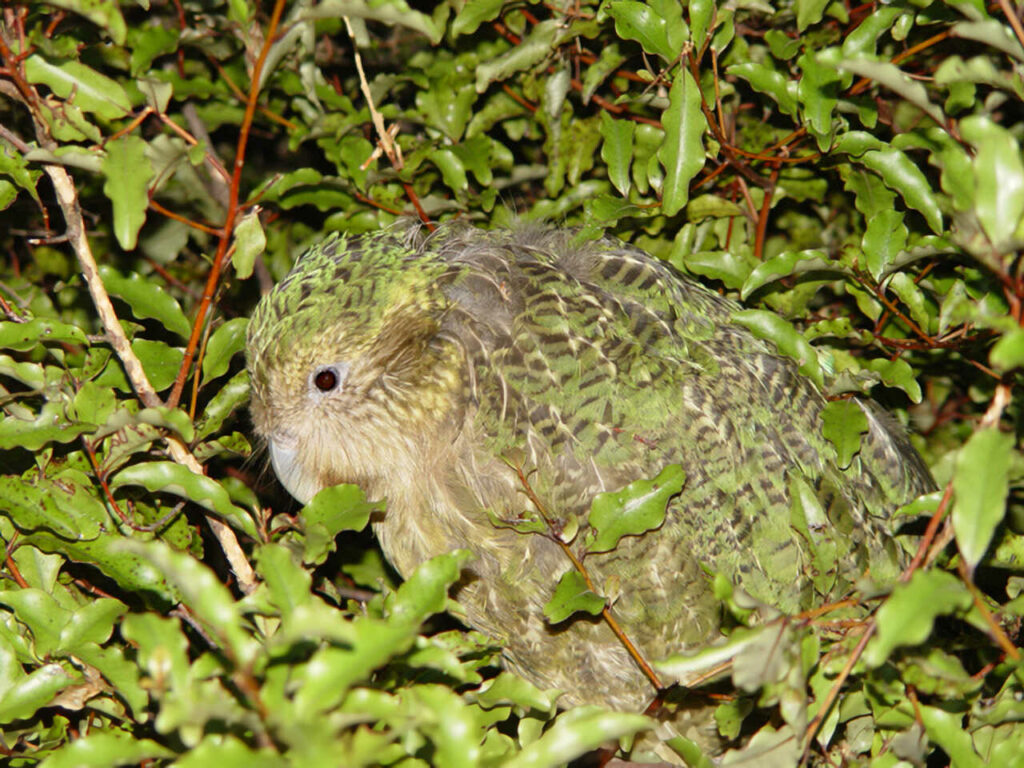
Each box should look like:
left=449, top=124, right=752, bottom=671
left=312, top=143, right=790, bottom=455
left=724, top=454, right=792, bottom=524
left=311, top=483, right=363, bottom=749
left=269, top=437, right=319, bottom=504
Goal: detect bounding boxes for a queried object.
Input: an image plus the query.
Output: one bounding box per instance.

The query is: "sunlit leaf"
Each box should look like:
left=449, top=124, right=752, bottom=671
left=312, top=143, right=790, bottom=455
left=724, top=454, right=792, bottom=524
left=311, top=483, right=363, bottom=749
left=587, top=464, right=684, bottom=553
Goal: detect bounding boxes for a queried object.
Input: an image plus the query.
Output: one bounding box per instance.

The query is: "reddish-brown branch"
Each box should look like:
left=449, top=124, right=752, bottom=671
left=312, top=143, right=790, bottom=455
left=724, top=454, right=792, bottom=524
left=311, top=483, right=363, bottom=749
left=354, top=192, right=404, bottom=216
left=511, top=464, right=666, bottom=694
left=166, top=0, right=288, bottom=410
left=753, top=163, right=779, bottom=260
left=148, top=197, right=224, bottom=237
left=4, top=540, right=30, bottom=589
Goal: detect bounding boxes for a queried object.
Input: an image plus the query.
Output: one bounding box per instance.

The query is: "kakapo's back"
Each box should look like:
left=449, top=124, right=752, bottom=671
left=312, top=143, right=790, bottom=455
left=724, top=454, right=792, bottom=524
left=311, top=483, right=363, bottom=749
left=247, top=223, right=934, bottom=750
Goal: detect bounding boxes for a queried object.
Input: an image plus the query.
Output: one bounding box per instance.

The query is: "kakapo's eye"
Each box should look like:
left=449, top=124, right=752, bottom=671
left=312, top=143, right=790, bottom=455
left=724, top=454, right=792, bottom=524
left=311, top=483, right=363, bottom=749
left=311, top=363, right=348, bottom=394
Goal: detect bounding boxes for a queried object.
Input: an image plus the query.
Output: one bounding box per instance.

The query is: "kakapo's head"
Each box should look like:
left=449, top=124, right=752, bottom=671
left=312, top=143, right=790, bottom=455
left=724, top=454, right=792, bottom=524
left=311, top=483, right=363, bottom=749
left=246, top=228, right=463, bottom=504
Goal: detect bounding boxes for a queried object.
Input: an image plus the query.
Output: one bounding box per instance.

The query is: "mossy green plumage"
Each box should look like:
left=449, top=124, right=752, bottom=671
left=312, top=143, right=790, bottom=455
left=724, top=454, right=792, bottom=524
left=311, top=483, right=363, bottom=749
left=247, top=224, right=933, bottom=742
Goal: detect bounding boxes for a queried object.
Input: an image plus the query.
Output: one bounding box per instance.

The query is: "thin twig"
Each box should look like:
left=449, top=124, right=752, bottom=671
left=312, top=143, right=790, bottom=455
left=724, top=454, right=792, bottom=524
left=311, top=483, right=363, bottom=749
left=43, top=165, right=259, bottom=594
left=166, top=0, right=288, bottom=409
left=512, top=464, right=665, bottom=693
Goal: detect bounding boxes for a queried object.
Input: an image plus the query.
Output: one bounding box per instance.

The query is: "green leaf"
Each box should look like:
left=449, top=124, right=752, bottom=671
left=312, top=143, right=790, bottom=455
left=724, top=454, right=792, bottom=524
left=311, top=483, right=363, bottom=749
left=799, top=52, right=842, bottom=148
left=862, top=208, right=909, bottom=280
left=960, top=115, right=1024, bottom=249
left=451, top=0, right=505, bottom=37
left=201, top=318, right=249, bottom=382
left=864, top=356, right=923, bottom=403
left=0, top=318, right=88, bottom=351
left=476, top=20, right=559, bottom=93
left=990, top=328, right=1024, bottom=372
left=474, top=671, right=558, bottom=713
left=100, top=265, right=191, bottom=339
left=58, top=599, right=126, bottom=651
left=46, top=0, right=127, bottom=44
left=101, top=136, right=154, bottom=251
left=0, top=476, right=105, bottom=540
left=688, top=0, right=714, bottom=46
left=864, top=570, right=972, bottom=667
left=386, top=550, right=473, bottom=626
left=732, top=623, right=797, bottom=692
left=918, top=704, right=985, bottom=768
left=195, top=370, right=250, bottom=440
left=110, top=461, right=258, bottom=539
left=504, top=706, right=651, bottom=768
left=299, top=484, right=381, bottom=566
left=24, top=55, right=132, bottom=119
left=740, top=249, right=839, bottom=299
left=821, top=400, right=869, bottom=469
left=38, top=730, right=173, bottom=768
left=728, top=62, right=799, bottom=117
left=731, top=309, right=824, bottom=389
left=952, top=428, right=1013, bottom=572
left=131, top=338, right=185, bottom=392
left=658, top=68, right=706, bottom=216
left=0, top=656, right=76, bottom=724
left=430, top=147, right=469, bottom=191
left=0, top=588, right=71, bottom=656
left=164, top=737, right=286, bottom=768
left=600, top=112, right=635, bottom=197
left=604, top=0, right=684, bottom=60
left=118, top=540, right=256, bottom=665
left=835, top=58, right=945, bottom=127
left=232, top=210, right=265, bottom=280
left=859, top=149, right=943, bottom=234
left=25, top=531, right=176, bottom=599
left=303, top=0, right=443, bottom=44
left=294, top=622, right=414, bottom=717
left=0, top=402, right=96, bottom=451
left=254, top=544, right=312, bottom=620
left=543, top=570, right=605, bottom=623
left=796, top=0, right=830, bottom=31
left=587, top=464, right=684, bottom=553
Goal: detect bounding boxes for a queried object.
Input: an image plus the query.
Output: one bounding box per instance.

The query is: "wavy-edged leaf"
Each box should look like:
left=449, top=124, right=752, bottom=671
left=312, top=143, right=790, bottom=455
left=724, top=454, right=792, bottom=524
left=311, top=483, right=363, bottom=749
left=47, top=0, right=127, bottom=44
left=110, top=461, right=257, bottom=539
left=100, top=265, right=190, bottom=340
left=728, top=62, right=799, bottom=117
left=865, top=570, right=972, bottom=667
left=232, top=210, right=265, bottom=280
left=860, top=149, right=943, bottom=234
left=300, top=0, right=443, bottom=43
left=299, top=483, right=381, bottom=566
left=0, top=318, right=88, bottom=351
left=732, top=309, right=824, bottom=389
left=24, top=55, right=131, bottom=119
left=960, top=115, right=1024, bottom=248
left=953, top=428, right=1012, bottom=573
left=476, top=20, right=559, bottom=93
left=658, top=68, right=706, bottom=216
left=600, top=112, right=635, bottom=197
left=504, top=706, right=651, bottom=768
left=587, top=464, right=684, bottom=553
left=543, top=569, right=605, bottom=624
left=821, top=399, right=870, bottom=468
left=37, top=731, right=173, bottom=768
left=0, top=656, right=76, bottom=725
left=101, top=136, right=154, bottom=251
left=201, top=318, right=249, bottom=382
left=0, top=475, right=105, bottom=540
left=741, top=249, right=840, bottom=299
left=117, top=540, right=257, bottom=665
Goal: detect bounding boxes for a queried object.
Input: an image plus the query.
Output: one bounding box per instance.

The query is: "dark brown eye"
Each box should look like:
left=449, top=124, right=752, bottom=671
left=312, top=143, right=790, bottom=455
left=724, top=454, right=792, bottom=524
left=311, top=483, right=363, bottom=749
left=314, top=367, right=339, bottom=392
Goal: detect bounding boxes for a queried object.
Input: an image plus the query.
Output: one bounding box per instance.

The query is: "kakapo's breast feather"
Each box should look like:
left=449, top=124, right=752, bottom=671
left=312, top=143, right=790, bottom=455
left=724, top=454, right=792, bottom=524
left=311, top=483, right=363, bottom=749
left=248, top=223, right=934, bottom=721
